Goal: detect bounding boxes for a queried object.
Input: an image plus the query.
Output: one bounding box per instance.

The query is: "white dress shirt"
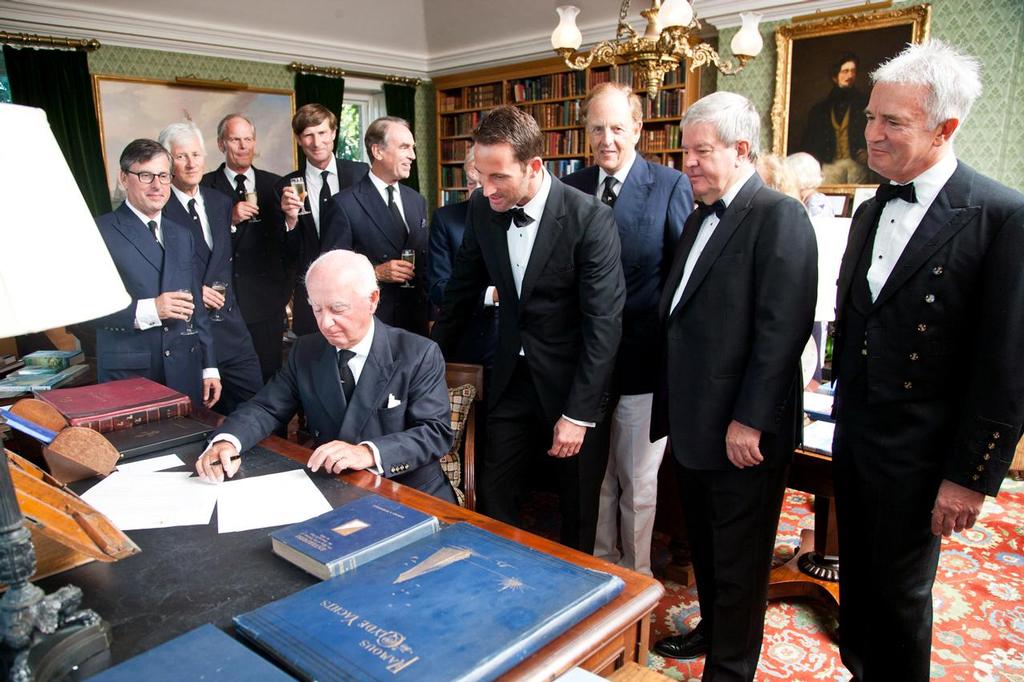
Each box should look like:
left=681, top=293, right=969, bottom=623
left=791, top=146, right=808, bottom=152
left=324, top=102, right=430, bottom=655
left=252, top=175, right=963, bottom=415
left=170, top=185, right=213, bottom=250
left=867, top=152, right=957, bottom=301
left=305, top=156, right=340, bottom=236
left=595, top=151, right=637, bottom=201
left=669, top=167, right=755, bottom=313
left=367, top=170, right=408, bottom=229
left=222, top=165, right=255, bottom=195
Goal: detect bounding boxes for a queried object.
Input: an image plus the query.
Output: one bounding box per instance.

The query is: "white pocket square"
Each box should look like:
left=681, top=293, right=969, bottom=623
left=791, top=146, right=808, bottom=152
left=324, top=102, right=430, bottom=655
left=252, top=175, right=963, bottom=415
left=387, top=394, right=402, bottom=409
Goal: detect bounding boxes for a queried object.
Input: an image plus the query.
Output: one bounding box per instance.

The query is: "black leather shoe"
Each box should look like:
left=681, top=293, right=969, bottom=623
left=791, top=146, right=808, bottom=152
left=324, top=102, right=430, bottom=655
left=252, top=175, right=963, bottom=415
left=652, top=627, right=709, bottom=660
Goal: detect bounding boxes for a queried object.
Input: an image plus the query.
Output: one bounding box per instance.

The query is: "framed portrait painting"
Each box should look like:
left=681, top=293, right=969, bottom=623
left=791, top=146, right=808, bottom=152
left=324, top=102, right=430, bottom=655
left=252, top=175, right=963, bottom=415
left=770, top=4, right=931, bottom=199
left=92, top=75, right=296, bottom=205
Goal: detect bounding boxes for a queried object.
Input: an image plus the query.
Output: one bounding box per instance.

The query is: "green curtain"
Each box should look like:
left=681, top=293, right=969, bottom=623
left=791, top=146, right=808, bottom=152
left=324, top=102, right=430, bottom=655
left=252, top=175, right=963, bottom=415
left=383, top=83, right=419, bottom=191
left=294, top=72, right=345, bottom=170
left=4, top=45, right=111, bottom=217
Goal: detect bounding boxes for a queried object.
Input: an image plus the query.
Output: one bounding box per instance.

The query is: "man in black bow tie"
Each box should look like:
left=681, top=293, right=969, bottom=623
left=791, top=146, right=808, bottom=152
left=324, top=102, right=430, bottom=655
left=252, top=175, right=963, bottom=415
left=432, top=105, right=626, bottom=552
left=832, top=41, right=1024, bottom=682
left=650, top=91, right=817, bottom=680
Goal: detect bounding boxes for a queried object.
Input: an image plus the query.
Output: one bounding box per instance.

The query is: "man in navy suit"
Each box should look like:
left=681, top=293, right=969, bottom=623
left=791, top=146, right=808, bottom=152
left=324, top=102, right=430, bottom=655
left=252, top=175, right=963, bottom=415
left=321, top=116, right=429, bottom=337
left=832, top=41, right=1024, bottom=681
left=92, top=138, right=221, bottom=407
left=563, top=82, right=693, bottom=576
left=197, top=250, right=455, bottom=503
left=160, top=122, right=263, bottom=415
left=278, top=104, right=369, bottom=336
left=428, top=146, right=498, bottom=368
left=200, top=114, right=287, bottom=384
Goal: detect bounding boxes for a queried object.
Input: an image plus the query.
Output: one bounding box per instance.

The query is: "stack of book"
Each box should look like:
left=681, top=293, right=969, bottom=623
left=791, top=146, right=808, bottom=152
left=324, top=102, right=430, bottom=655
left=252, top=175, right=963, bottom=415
left=0, top=350, right=88, bottom=397
left=37, top=377, right=192, bottom=434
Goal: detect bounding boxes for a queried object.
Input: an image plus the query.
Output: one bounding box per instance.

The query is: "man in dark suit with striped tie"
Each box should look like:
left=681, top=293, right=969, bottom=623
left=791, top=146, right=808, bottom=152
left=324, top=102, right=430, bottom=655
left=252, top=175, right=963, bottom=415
left=161, top=122, right=263, bottom=415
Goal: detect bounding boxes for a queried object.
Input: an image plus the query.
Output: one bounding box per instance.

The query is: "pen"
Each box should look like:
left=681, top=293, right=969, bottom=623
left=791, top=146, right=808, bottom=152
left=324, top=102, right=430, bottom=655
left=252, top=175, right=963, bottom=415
left=208, top=456, right=242, bottom=467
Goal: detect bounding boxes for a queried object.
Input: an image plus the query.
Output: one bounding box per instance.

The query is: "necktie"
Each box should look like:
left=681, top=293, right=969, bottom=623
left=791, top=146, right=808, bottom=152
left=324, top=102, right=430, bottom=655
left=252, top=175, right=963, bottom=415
left=187, top=198, right=201, bottom=224
left=506, top=206, right=534, bottom=230
left=386, top=185, right=407, bottom=233
left=337, top=349, right=356, bottom=403
left=601, top=176, right=618, bottom=207
left=875, top=182, right=916, bottom=204
left=320, top=170, right=333, bottom=214
left=146, top=220, right=161, bottom=248
left=233, top=174, right=247, bottom=202
left=695, top=199, right=726, bottom=222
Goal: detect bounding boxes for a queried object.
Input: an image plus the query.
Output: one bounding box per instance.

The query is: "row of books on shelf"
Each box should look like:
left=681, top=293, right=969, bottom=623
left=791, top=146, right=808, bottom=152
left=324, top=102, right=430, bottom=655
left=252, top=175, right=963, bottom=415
left=509, top=71, right=588, bottom=102
left=441, top=189, right=469, bottom=205
left=543, top=129, right=587, bottom=156
left=520, top=100, right=581, bottom=128
left=642, top=88, right=688, bottom=119
left=439, top=83, right=502, bottom=112
left=639, top=124, right=681, bottom=151
left=545, top=158, right=585, bottom=177
left=97, top=493, right=623, bottom=681
left=439, top=110, right=482, bottom=137
left=440, top=166, right=469, bottom=187
left=440, top=138, right=472, bottom=160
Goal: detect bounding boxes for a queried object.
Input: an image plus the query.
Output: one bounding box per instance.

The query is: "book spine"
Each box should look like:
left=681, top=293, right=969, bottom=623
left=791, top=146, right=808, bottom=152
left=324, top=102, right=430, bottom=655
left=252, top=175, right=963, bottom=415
left=70, top=399, right=192, bottom=434
left=22, top=356, right=71, bottom=370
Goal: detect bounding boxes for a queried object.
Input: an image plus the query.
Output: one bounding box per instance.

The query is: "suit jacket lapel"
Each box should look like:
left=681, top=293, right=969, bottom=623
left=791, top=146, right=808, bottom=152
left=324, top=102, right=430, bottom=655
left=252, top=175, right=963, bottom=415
left=338, top=323, right=395, bottom=443
left=659, top=209, right=702, bottom=321
left=836, top=198, right=884, bottom=312
left=201, top=188, right=230, bottom=266
left=615, top=159, right=653, bottom=229
left=575, top=166, right=600, bottom=195
left=520, top=179, right=565, bottom=304
left=313, top=340, right=347, bottom=431
left=485, top=204, right=518, bottom=305
left=354, top=176, right=405, bottom=253
left=114, top=202, right=164, bottom=272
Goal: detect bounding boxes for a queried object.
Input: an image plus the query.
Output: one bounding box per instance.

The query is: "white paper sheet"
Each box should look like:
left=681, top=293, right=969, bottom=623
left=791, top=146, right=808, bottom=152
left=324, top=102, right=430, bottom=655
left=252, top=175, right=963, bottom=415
left=82, top=471, right=219, bottom=531
left=802, top=391, right=835, bottom=421
left=214, top=469, right=331, bottom=534
left=802, top=420, right=835, bottom=456
left=117, top=453, right=185, bottom=473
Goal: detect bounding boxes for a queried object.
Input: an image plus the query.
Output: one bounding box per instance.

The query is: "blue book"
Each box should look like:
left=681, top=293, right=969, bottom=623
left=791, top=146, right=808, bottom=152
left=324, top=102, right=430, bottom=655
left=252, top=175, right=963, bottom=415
left=90, top=624, right=293, bottom=680
left=270, top=493, right=440, bottom=580
left=236, top=522, right=625, bottom=681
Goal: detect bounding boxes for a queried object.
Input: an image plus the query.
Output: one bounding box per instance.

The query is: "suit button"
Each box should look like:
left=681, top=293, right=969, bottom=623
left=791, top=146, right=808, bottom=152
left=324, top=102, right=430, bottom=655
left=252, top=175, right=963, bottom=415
left=164, top=350, right=171, bottom=357
left=924, top=294, right=935, bottom=303
left=972, top=474, right=980, bottom=481
left=932, top=265, right=944, bottom=275
left=909, top=352, right=919, bottom=361
left=861, top=349, right=868, bottom=356
left=993, top=432, right=1001, bottom=439
left=988, top=442, right=996, bottom=450
left=983, top=453, right=991, bottom=460
left=917, top=324, right=927, bottom=332
left=903, top=381, right=913, bottom=389
left=977, top=465, right=985, bottom=472
left=163, top=326, right=169, bottom=332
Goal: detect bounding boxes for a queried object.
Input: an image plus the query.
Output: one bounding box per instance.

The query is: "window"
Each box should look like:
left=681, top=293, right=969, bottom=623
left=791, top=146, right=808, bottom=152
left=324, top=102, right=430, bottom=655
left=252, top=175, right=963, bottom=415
left=336, top=103, right=363, bottom=161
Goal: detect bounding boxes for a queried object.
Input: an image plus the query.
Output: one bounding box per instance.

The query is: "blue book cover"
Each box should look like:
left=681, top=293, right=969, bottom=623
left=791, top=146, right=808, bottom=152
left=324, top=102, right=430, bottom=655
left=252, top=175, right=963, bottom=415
left=90, top=623, right=294, bottom=681
left=236, top=522, right=625, bottom=682
left=270, top=493, right=440, bottom=580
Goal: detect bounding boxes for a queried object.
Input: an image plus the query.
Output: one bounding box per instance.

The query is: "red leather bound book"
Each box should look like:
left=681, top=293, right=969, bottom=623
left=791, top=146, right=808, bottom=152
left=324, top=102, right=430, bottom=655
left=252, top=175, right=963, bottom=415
left=36, top=377, right=192, bottom=434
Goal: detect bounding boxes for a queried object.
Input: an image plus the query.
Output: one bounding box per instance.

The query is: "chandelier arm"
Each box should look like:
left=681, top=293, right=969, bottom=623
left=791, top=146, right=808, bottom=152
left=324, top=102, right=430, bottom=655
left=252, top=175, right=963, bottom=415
left=616, top=0, right=635, bottom=40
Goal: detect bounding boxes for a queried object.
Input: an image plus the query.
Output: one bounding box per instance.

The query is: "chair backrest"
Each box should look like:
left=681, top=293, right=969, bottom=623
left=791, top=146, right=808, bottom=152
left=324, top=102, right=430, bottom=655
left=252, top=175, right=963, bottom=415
left=443, top=363, right=484, bottom=510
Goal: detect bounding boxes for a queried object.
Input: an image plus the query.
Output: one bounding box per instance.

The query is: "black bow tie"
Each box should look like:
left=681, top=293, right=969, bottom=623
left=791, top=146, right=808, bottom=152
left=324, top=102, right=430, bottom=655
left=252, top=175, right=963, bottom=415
left=506, top=206, right=534, bottom=229
left=695, top=200, right=726, bottom=222
left=876, top=182, right=917, bottom=204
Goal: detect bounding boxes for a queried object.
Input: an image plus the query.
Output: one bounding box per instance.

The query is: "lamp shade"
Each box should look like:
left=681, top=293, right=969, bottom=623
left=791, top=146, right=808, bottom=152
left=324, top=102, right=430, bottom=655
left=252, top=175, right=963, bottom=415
left=0, top=104, right=129, bottom=337
left=551, top=5, right=583, bottom=50
left=731, top=12, right=764, bottom=57
left=659, top=0, right=693, bottom=29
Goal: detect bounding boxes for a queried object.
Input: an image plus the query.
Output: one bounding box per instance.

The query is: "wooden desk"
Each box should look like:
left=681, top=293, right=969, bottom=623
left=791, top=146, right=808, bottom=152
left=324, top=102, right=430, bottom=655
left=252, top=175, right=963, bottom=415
left=40, top=435, right=663, bottom=680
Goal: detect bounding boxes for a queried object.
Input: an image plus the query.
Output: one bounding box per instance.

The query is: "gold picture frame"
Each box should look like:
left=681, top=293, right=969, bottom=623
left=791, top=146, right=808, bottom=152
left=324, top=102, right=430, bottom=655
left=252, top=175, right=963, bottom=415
left=770, top=4, right=931, bottom=204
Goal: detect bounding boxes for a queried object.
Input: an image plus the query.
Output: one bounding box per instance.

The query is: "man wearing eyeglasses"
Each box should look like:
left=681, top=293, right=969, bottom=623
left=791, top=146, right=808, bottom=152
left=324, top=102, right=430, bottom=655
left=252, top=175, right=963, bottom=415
left=92, top=138, right=221, bottom=407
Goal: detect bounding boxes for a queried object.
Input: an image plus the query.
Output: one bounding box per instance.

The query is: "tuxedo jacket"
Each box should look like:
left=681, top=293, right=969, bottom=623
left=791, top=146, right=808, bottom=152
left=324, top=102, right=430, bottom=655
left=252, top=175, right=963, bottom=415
left=200, top=164, right=288, bottom=324
left=92, top=202, right=215, bottom=404
left=652, top=173, right=818, bottom=469
left=163, top=187, right=255, bottom=364
left=213, top=321, right=453, bottom=497
left=833, top=162, right=1024, bottom=496
left=562, top=158, right=693, bottom=394
left=322, top=173, right=430, bottom=335
left=432, top=177, right=626, bottom=425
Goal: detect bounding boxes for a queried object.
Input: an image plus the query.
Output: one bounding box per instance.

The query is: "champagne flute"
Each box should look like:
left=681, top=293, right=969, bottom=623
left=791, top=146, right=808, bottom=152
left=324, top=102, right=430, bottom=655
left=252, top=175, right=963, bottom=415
left=400, top=249, right=416, bottom=289
left=208, top=281, right=228, bottom=322
left=177, top=288, right=198, bottom=335
left=290, top=177, right=310, bottom=216
left=245, top=190, right=261, bottom=224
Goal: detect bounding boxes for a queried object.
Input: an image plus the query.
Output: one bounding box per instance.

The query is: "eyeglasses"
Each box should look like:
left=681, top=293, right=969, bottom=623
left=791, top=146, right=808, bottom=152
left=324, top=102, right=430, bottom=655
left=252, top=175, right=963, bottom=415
left=125, top=170, right=172, bottom=185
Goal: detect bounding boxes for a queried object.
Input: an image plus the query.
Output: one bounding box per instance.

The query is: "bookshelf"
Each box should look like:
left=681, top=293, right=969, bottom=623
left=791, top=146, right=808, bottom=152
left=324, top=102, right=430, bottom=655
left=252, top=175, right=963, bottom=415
left=434, top=57, right=700, bottom=206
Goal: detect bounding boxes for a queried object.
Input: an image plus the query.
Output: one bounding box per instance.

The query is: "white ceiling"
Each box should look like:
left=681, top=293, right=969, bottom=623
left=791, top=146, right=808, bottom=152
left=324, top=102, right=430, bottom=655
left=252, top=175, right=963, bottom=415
left=1, top=0, right=865, bottom=78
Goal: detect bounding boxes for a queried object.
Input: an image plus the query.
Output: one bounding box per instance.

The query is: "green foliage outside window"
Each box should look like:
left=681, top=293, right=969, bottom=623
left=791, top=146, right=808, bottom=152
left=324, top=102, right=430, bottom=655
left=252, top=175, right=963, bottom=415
left=336, top=103, right=362, bottom=161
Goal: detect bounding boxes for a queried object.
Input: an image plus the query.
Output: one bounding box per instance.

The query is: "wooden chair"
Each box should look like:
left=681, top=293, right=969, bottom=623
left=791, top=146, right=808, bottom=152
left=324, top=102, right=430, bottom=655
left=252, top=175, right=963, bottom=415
left=443, top=362, right=484, bottom=510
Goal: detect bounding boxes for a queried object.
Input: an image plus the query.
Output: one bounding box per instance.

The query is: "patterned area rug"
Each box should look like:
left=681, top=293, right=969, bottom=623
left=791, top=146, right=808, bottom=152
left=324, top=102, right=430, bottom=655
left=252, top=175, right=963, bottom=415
left=647, top=478, right=1024, bottom=681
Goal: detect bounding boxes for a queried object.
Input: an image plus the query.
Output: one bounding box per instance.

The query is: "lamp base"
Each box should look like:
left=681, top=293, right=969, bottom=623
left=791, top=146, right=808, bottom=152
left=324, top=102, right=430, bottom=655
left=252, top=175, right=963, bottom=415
left=7, top=618, right=112, bottom=681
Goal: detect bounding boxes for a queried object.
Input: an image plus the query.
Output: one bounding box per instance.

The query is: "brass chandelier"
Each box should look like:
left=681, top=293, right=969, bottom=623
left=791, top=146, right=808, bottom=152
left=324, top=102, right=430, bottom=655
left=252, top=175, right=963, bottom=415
left=550, top=0, right=764, bottom=98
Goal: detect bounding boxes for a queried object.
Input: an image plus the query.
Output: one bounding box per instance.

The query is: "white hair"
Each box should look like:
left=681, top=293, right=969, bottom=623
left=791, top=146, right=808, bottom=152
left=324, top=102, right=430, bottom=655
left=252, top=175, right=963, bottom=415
left=871, top=40, right=982, bottom=131
left=305, top=249, right=379, bottom=298
left=158, top=121, right=205, bottom=154
left=786, top=152, right=824, bottom=191
left=682, top=91, right=761, bottom=162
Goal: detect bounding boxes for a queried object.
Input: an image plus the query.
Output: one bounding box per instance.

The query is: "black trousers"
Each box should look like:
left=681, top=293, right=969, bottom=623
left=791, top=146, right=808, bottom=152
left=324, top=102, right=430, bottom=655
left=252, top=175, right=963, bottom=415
left=246, top=316, right=285, bottom=384
left=675, top=459, right=790, bottom=682
left=211, top=346, right=264, bottom=417
left=481, top=357, right=609, bottom=552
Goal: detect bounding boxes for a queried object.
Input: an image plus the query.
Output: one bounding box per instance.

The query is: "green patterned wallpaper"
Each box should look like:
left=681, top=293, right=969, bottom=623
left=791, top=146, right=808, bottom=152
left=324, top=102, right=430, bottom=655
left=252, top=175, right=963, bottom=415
left=415, top=81, right=438, bottom=213
left=88, top=45, right=292, bottom=89
left=720, top=0, right=1024, bottom=189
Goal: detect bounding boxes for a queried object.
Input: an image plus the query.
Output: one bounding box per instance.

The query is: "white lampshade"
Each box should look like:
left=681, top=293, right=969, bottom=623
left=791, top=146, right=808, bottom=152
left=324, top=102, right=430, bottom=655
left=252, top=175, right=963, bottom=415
left=0, top=104, right=130, bottom=336
left=551, top=5, right=583, bottom=50
left=659, top=0, right=693, bottom=29
left=731, top=12, right=764, bottom=57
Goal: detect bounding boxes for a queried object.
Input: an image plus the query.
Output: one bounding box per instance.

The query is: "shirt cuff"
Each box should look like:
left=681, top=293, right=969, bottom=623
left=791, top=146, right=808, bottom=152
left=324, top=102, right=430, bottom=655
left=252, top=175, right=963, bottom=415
left=202, top=368, right=221, bottom=380
left=202, top=433, right=242, bottom=457
left=483, top=286, right=498, bottom=307
left=562, top=414, right=596, bottom=428
left=135, top=298, right=161, bottom=330
left=359, top=441, right=384, bottom=474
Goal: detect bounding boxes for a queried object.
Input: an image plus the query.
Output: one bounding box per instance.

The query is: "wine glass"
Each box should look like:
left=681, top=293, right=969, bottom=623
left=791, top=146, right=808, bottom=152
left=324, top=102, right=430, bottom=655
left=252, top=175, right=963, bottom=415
left=400, top=249, right=416, bottom=289
left=245, top=190, right=261, bottom=224
left=290, top=177, right=310, bottom=216
left=177, top=288, right=198, bottom=335
left=208, top=281, right=228, bottom=322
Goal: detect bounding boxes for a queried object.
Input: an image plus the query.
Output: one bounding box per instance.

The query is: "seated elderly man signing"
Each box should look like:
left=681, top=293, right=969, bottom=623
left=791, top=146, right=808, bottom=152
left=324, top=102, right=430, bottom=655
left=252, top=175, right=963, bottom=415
left=196, top=249, right=456, bottom=503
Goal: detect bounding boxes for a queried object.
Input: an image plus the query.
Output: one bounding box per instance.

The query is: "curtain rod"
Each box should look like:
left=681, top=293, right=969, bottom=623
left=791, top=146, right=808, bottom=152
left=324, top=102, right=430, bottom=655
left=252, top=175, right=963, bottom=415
left=287, top=62, right=421, bottom=87
left=0, top=31, right=100, bottom=51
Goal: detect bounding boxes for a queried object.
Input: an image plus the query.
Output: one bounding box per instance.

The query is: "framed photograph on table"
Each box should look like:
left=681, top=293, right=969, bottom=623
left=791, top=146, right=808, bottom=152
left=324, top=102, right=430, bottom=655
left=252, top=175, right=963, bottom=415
left=92, top=75, right=296, bottom=206
left=770, top=4, right=931, bottom=194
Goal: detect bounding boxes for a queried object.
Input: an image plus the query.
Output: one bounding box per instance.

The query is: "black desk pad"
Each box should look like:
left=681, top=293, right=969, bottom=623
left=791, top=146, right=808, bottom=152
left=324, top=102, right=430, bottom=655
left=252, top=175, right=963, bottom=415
left=36, top=442, right=366, bottom=677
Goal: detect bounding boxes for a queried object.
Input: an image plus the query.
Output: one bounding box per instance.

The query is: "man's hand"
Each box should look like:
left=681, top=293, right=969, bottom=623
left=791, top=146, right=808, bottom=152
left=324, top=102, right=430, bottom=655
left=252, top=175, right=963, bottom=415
left=202, top=378, right=221, bottom=408
left=308, top=440, right=375, bottom=475
left=280, top=187, right=303, bottom=230
left=375, top=260, right=415, bottom=284
left=202, top=285, right=226, bottom=310
left=549, top=418, right=586, bottom=458
left=155, top=291, right=194, bottom=321
left=196, top=440, right=240, bottom=482
left=931, top=479, right=986, bottom=537
left=725, top=419, right=763, bottom=468
left=491, top=288, right=500, bottom=304
left=231, top=201, right=259, bottom=225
